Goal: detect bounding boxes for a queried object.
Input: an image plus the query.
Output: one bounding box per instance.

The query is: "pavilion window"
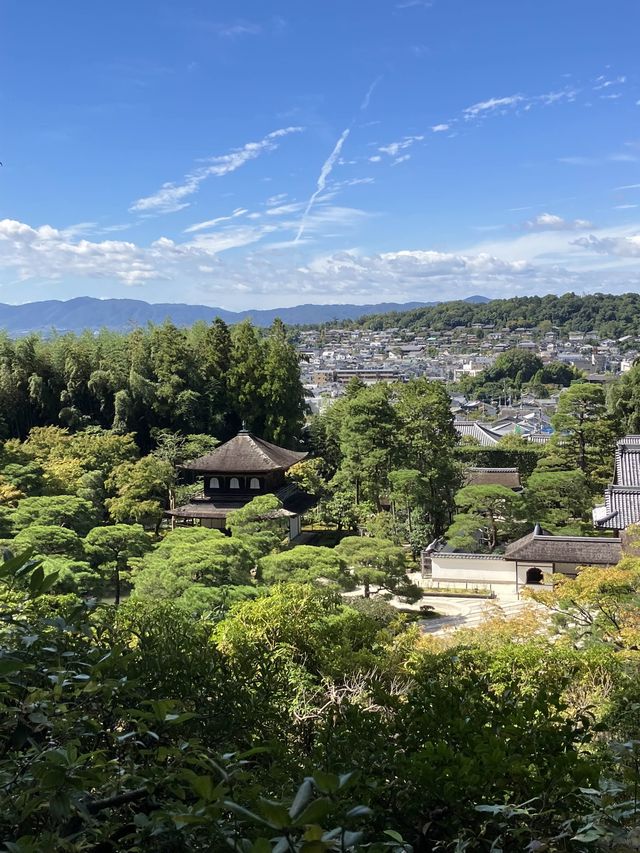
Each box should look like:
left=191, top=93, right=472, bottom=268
left=230, top=477, right=240, bottom=489
left=209, top=477, right=220, bottom=489
left=250, top=477, right=260, bottom=490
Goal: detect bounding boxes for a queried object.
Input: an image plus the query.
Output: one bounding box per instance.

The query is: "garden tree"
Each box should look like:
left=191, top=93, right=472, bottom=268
left=214, top=582, right=375, bottom=679
left=262, top=318, right=307, bottom=446
left=335, top=536, right=422, bottom=601
left=0, top=474, right=23, bottom=507
left=105, top=455, right=175, bottom=531
left=609, top=361, right=640, bottom=434
left=228, top=320, right=267, bottom=433
left=527, top=559, right=640, bottom=650
left=226, top=494, right=289, bottom=557
left=84, top=523, right=152, bottom=605
left=319, top=489, right=361, bottom=532
left=550, top=382, right=618, bottom=487
left=307, top=396, right=350, bottom=478
left=75, top=469, right=106, bottom=517
left=151, top=429, right=219, bottom=466
left=8, top=494, right=98, bottom=536
left=524, top=469, right=592, bottom=533
left=448, top=484, right=524, bottom=552
left=388, top=469, right=428, bottom=533
left=337, top=383, right=396, bottom=507
left=11, top=524, right=85, bottom=558
left=39, top=555, right=101, bottom=595
left=393, top=378, right=460, bottom=535
left=259, top=545, right=354, bottom=589
left=18, top=425, right=139, bottom=492
left=131, top=527, right=256, bottom=612
left=286, top=457, right=328, bottom=499
left=0, top=459, right=45, bottom=496
left=362, top=509, right=406, bottom=544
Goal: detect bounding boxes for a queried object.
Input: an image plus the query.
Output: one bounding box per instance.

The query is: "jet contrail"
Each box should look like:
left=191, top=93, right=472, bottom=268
left=360, top=75, right=382, bottom=111
left=294, top=128, right=350, bottom=243
left=294, top=76, right=381, bottom=244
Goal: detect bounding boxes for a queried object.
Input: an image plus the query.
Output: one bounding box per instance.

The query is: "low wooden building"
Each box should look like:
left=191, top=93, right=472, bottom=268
left=166, top=429, right=316, bottom=539
left=424, top=525, right=622, bottom=597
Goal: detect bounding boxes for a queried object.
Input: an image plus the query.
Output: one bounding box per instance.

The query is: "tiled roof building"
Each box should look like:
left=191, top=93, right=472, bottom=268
left=593, top=436, right=640, bottom=532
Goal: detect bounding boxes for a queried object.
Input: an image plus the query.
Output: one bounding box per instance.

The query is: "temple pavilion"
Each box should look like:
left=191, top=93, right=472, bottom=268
left=166, top=429, right=316, bottom=540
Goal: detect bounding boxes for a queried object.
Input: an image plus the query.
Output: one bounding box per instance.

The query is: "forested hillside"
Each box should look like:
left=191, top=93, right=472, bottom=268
left=337, top=292, right=640, bottom=336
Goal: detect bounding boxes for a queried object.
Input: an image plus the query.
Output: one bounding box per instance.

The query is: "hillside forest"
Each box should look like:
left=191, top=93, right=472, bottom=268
left=4, top=312, right=640, bottom=850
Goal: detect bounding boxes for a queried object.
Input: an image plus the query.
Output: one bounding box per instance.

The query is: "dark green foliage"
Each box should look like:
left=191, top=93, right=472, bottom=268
left=454, top=442, right=543, bottom=480
left=9, top=494, right=98, bottom=536
left=484, top=348, right=543, bottom=383
left=0, top=319, right=305, bottom=449
left=609, top=361, right=640, bottom=435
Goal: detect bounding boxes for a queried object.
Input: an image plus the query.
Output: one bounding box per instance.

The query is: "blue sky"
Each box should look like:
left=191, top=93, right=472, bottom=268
left=1, top=0, right=639, bottom=309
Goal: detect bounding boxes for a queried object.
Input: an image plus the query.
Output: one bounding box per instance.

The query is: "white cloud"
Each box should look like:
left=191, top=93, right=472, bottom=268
left=525, top=212, right=594, bottom=231
left=368, top=155, right=382, bottom=163
left=572, top=233, right=640, bottom=258
left=615, top=183, right=640, bottom=190
left=614, top=204, right=638, bottom=210
left=130, top=127, right=303, bottom=214
left=392, top=154, right=411, bottom=165
left=3, top=213, right=640, bottom=308
left=431, top=123, right=449, bottom=132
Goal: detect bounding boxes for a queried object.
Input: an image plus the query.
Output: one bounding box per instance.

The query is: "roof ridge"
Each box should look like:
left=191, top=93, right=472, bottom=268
left=246, top=432, right=279, bottom=468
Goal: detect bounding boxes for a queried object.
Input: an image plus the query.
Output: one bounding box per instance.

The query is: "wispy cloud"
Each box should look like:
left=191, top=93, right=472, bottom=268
left=462, top=88, right=577, bottom=122
left=593, top=74, right=626, bottom=91
left=378, top=134, right=424, bottom=157
left=558, top=156, right=597, bottom=166
left=431, top=123, right=449, bottom=132
left=396, top=0, right=433, bottom=7
left=184, top=208, right=248, bottom=234
left=464, top=94, right=525, bottom=119
left=130, top=127, right=303, bottom=215
left=206, top=20, right=261, bottom=38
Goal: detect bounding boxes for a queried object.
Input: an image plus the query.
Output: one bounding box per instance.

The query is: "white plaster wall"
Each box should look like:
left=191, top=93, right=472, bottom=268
left=431, top=555, right=514, bottom=587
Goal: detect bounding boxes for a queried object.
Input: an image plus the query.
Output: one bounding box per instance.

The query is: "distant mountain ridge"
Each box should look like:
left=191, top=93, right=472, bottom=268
left=0, top=295, right=491, bottom=335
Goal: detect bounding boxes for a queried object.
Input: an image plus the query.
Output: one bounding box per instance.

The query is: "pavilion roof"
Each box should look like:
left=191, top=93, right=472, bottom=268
left=181, top=430, right=307, bottom=474
left=505, top=528, right=622, bottom=565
